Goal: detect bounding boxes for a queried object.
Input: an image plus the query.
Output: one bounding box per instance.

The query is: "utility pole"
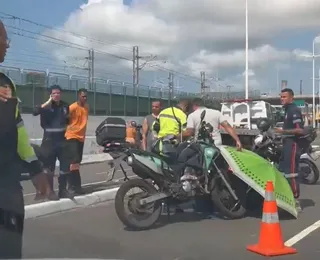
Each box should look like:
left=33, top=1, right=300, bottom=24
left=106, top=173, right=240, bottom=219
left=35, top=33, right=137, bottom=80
left=88, top=48, right=95, bottom=90
left=88, top=49, right=92, bottom=90
left=168, top=72, right=174, bottom=105
left=200, top=71, right=210, bottom=95
left=132, top=46, right=139, bottom=116
left=132, top=46, right=139, bottom=96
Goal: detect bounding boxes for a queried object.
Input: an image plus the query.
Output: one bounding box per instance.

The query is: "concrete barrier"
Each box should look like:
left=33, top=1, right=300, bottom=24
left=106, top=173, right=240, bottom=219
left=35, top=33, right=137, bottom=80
left=23, top=114, right=145, bottom=155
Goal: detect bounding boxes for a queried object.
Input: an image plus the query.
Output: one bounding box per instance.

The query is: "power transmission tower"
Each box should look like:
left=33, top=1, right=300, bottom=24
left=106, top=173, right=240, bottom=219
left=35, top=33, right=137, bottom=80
left=168, top=72, right=174, bottom=105
left=132, top=46, right=158, bottom=115
left=200, top=71, right=210, bottom=95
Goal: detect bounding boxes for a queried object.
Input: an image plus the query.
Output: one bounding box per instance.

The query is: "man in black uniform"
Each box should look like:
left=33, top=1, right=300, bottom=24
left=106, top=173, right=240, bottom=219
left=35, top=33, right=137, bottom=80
left=275, top=88, right=304, bottom=212
left=0, top=20, right=52, bottom=258
left=33, top=85, right=73, bottom=199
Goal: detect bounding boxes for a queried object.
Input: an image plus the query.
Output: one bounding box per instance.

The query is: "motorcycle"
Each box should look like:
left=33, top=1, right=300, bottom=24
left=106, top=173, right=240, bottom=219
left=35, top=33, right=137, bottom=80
left=252, top=129, right=320, bottom=184
left=107, top=111, right=249, bottom=230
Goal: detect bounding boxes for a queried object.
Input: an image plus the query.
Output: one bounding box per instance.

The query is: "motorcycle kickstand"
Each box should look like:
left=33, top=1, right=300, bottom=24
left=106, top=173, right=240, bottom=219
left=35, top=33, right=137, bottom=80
left=119, top=164, right=129, bottom=181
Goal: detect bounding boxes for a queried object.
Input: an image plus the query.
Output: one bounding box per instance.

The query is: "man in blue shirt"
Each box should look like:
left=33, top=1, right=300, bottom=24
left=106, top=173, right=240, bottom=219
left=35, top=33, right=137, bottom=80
left=33, top=85, right=73, bottom=199
left=275, top=88, right=304, bottom=212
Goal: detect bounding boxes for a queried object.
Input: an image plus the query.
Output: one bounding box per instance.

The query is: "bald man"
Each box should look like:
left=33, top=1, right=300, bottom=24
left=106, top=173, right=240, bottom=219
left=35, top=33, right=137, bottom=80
left=0, top=21, right=54, bottom=258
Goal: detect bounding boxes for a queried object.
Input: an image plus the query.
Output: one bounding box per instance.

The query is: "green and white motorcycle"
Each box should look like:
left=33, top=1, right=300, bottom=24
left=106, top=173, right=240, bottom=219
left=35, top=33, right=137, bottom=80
left=107, top=111, right=297, bottom=230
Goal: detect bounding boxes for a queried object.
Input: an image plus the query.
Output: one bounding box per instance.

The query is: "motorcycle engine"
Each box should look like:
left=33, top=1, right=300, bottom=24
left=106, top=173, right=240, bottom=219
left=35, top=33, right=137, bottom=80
left=180, top=167, right=199, bottom=196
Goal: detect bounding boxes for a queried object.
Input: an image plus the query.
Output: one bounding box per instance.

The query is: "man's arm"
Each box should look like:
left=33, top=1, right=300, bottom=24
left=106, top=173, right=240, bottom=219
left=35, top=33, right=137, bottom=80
left=33, top=97, right=52, bottom=116
left=219, top=113, right=242, bottom=147
left=141, top=118, right=148, bottom=150
left=16, top=111, right=42, bottom=177
left=183, top=113, right=195, bottom=138
left=220, top=121, right=241, bottom=143
left=32, top=105, right=42, bottom=116
left=62, top=102, right=70, bottom=124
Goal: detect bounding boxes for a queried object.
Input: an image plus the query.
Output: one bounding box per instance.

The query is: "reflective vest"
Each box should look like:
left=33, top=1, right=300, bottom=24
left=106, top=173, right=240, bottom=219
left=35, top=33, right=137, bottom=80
left=0, top=73, right=38, bottom=165
left=156, top=107, right=187, bottom=138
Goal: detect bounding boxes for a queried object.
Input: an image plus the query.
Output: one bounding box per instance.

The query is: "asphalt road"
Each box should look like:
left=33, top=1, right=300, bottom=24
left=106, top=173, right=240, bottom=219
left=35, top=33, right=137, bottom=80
left=22, top=141, right=320, bottom=259
left=23, top=181, right=320, bottom=259
left=23, top=160, right=134, bottom=205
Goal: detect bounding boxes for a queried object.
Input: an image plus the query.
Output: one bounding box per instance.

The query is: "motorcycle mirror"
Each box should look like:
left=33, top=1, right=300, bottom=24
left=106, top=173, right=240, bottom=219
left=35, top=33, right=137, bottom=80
left=200, top=110, right=206, bottom=122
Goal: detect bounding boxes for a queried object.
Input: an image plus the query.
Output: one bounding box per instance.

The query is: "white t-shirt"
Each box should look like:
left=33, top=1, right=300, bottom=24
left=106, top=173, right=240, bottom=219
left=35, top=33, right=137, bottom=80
left=186, top=107, right=227, bottom=145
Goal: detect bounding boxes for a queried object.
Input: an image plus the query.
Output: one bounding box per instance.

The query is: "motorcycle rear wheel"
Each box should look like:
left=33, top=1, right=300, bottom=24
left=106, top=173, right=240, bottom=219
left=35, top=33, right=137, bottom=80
left=115, top=179, right=162, bottom=230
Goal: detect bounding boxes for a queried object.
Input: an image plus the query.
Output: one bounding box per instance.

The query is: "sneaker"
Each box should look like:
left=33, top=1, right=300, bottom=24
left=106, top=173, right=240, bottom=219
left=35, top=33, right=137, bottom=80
left=295, top=200, right=302, bottom=213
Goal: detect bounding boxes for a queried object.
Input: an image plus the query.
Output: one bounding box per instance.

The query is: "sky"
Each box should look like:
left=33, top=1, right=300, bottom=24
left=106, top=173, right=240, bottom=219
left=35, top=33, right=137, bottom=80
left=1, top=0, right=320, bottom=96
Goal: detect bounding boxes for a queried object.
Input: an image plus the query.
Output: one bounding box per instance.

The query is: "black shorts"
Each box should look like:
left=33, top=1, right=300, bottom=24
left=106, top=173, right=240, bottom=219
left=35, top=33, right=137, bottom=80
left=66, top=139, right=84, bottom=164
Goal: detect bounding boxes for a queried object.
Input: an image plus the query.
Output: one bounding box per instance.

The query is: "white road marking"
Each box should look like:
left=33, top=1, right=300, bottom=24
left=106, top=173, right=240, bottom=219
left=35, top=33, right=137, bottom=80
left=285, top=219, right=320, bottom=247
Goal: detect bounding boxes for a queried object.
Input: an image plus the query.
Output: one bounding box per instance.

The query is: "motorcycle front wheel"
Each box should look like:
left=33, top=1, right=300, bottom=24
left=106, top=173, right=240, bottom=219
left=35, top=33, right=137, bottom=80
left=300, top=158, right=320, bottom=185
left=210, top=173, right=247, bottom=219
left=114, top=179, right=162, bottom=230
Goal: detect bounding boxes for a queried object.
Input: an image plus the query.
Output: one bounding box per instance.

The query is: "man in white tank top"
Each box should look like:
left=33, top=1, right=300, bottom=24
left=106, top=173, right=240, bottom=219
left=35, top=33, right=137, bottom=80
left=185, top=98, right=242, bottom=150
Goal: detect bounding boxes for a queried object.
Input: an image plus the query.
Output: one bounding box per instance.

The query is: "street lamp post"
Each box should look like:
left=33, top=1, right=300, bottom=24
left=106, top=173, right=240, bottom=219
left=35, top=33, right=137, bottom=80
left=313, top=38, right=316, bottom=127
left=245, top=0, right=249, bottom=99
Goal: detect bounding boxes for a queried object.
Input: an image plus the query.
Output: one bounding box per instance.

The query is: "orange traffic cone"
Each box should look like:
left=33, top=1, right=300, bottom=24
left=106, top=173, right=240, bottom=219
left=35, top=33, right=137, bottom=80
left=247, top=181, right=297, bottom=256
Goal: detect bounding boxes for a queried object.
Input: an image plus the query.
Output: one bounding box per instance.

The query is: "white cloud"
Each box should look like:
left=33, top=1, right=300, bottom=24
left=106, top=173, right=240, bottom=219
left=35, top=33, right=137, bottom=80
left=40, top=0, right=320, bottom=88
left=184, top=45, right=295, bottom=77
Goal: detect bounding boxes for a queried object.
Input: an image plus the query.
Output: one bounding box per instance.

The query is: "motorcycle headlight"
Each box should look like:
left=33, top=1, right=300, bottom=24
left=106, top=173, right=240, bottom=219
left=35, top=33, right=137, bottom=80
left=254, top=134, right=263, bottom=146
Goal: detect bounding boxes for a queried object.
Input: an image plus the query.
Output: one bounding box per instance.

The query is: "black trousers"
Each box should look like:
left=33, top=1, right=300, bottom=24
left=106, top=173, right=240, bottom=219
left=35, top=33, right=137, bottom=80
left=279, top=139, right=301, bottom=199
left=40, top=138, right=69, bottom=191
left=60, top=139, right=84, bottom=191
left=0, top=164, right=24, bottom=259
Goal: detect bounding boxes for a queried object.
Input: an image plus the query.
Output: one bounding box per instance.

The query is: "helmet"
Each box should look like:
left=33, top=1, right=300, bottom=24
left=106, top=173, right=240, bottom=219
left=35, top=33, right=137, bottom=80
left=256, top=118, right=271, bottom=132
left=130, top=121, right=137, bottom=128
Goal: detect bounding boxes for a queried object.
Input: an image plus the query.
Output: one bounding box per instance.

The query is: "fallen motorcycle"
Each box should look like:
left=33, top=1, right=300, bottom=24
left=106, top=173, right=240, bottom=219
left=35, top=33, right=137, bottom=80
left=97, top=112, right=298, bottom=230
left=252, top=119, right=319, bottom=184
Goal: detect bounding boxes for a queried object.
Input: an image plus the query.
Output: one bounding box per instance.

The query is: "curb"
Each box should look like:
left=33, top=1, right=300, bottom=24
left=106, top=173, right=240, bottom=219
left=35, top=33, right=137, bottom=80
left=25, top=187, right=119, bottom=219
left=21, top=153, right=114, bottom=180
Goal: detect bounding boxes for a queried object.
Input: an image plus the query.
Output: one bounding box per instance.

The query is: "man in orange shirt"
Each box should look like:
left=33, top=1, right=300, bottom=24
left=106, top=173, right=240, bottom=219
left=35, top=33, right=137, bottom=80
left=63, top=88, right=89, bottom=195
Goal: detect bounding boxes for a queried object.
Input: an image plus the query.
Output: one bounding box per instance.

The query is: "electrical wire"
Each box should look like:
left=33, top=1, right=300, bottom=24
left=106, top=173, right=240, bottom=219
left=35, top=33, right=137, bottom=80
left=1, top=13, right=201, bottom=88
left=0, top=12, right=134, bottom=52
